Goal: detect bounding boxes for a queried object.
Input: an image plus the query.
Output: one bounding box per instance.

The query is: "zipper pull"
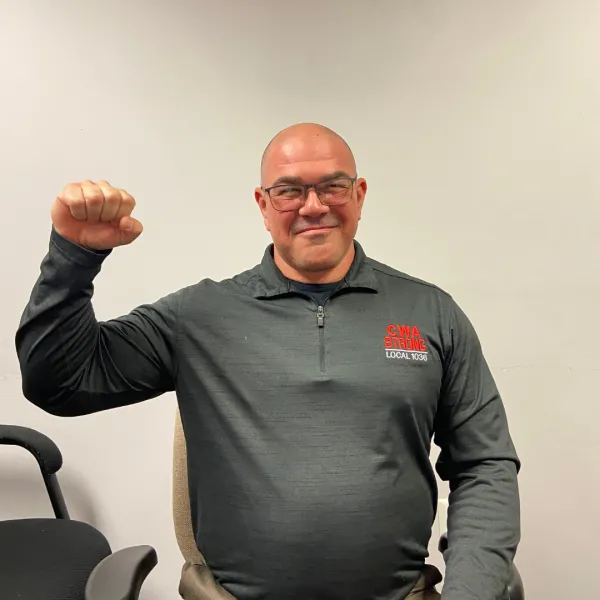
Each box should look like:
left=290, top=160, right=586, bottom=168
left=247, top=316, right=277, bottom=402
left=317, top=305, right=325, bottom=327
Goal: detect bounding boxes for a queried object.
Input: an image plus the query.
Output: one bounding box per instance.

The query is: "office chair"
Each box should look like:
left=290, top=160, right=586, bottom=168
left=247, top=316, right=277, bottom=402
left=0, top=424, right=157, bottom=600
left=172, top=409, right=525, bottom=600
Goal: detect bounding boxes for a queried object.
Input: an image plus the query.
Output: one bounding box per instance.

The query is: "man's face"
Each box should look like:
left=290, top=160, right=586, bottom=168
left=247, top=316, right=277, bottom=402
left=255, top=130, right=367, bottom=281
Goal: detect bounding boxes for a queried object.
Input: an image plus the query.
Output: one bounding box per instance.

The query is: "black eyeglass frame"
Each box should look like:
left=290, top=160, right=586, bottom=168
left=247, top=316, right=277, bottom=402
left=262, top=176, right=358, bottom=212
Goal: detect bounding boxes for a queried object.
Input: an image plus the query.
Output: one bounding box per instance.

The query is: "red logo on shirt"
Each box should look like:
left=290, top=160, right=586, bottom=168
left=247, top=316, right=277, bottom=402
left=384, top=324, right=428, bottom=361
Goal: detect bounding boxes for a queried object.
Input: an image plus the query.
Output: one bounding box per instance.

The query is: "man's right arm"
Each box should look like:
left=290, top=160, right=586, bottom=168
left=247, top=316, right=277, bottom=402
left=15, top=228, right=181, bottom=416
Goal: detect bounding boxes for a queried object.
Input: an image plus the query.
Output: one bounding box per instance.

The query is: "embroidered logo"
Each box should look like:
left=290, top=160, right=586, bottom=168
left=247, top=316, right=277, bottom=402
left=384, top=324, right=428, bottom=361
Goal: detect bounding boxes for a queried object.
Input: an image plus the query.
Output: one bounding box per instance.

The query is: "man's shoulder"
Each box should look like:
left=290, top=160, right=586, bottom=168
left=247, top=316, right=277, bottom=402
left=180, top=262, right=263, bottom=298
left=364, top=256, right=464, bottom=332
left=365, top=255, right=452, bottom=299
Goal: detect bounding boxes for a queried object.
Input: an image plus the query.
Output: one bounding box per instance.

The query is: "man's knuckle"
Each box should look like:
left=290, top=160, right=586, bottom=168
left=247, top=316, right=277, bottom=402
left=121, top=193, right=135, bottom=207
left=85, top=192, right=104, bottom=204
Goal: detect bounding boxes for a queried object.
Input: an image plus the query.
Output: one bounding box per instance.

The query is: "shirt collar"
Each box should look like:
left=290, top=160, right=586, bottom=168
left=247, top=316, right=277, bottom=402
left=249, top=240, right=379, bottom=299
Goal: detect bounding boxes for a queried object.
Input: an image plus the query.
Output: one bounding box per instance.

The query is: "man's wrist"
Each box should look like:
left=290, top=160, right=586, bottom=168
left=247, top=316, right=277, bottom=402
left=50, top=227, right=112, bottom=268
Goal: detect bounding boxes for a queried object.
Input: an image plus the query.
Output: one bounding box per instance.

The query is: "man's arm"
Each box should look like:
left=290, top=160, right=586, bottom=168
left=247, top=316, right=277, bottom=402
left=434, top=298, right=521, bottom=600
left=15, top=228, right=182, bottom=416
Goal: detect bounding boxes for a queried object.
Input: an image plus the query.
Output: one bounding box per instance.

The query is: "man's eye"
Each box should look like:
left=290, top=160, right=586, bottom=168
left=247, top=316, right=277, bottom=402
left=320, top=182, right=348, bottom=194
left=275, top=187, right=302, bottom=197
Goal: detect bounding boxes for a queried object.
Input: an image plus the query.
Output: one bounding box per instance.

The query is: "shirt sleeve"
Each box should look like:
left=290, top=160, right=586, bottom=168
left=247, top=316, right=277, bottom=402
left=433, top=296, right=521, bottom=600
left=15, top=228, right=184, bottom=416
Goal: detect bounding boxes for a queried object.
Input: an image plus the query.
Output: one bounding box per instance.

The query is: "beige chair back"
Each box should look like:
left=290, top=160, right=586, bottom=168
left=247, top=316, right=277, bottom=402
left=173, top=409, right=238, bottom=599
left=172, top=408, right=205, bottom=565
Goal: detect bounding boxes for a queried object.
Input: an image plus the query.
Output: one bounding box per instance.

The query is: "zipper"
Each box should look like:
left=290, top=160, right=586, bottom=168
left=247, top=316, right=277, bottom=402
left=316, top=305, right=325, bottom=372
left=317, top=305, right=325, bottom=327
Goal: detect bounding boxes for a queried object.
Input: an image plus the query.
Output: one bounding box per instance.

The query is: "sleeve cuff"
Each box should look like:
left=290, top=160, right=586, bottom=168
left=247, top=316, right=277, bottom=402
left=50, top=227, right=112, bottom=269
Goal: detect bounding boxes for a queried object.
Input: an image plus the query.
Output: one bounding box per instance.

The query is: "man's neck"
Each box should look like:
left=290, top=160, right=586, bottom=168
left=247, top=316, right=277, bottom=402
left=273, top=244, right=355, bottom=284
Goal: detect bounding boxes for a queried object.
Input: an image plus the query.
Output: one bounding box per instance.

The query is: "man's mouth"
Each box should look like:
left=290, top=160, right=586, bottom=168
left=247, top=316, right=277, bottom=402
left=297, top=225, right=335, bottom=235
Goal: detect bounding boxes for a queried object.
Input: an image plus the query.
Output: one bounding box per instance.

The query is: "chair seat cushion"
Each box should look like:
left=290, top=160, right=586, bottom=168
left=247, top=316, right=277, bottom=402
left=0, top=518, right=112, bottom=600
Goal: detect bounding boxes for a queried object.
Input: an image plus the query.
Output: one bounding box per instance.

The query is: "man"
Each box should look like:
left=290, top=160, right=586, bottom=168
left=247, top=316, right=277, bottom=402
left=16, top=123, right=520, bottom=600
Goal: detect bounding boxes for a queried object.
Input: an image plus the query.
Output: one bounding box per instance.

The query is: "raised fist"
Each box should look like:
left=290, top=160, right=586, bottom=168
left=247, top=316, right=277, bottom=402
left=51, top=180, right=143, bottom=250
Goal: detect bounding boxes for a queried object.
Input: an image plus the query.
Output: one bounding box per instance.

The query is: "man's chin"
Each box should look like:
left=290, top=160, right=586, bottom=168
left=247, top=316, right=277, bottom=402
left=274, top=236, right=352, bottom=276
left=295, top=246, right=343, bottom=273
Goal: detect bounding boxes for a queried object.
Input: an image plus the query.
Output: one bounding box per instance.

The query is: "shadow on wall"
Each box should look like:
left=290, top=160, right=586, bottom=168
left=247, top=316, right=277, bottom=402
left=0, top=465, right=101, bottom=528
left=141, top=589, right=168, bottom=600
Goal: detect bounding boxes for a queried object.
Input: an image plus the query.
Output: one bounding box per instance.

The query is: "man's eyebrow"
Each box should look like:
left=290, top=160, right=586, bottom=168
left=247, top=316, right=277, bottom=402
left=267, top=171, right=354, bottom=187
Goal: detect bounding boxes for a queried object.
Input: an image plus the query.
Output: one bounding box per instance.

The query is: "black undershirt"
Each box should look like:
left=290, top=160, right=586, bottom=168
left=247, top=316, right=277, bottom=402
left=288, top=279, right=342, bottom=307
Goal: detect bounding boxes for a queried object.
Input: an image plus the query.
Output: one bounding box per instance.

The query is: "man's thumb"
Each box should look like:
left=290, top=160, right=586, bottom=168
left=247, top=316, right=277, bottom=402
left=118, top=216, right=143, bottom=245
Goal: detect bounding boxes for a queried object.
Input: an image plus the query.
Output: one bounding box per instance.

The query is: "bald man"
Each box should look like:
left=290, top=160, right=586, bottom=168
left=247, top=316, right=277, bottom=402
left=16, top=123, right=520, bottom=600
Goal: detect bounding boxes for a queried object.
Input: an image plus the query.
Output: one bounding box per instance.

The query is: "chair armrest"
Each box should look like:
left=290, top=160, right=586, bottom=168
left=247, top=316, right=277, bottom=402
left=508, top=564, right=525, bottom=600
left=85, top=545, right=158, bottom=600
left=438, top=532, right=448, bottom=553
left=0, top=424, right=69, bottom=518
left=0, top=424, right=63, bottom=475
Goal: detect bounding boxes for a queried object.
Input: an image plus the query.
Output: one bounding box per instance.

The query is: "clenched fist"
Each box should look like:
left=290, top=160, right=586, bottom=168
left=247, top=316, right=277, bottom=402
left=51, top=180, right=143, bottom=250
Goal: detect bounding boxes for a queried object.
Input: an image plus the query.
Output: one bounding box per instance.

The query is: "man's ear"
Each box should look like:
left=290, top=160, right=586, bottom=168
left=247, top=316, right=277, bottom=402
left=355, top=177, right=367, bottom=214
left=254, top=187, right=271, bottom=231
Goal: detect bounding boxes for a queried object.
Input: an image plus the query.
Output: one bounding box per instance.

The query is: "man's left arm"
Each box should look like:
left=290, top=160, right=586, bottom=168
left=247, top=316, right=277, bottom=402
left=433, top=297, right=521, bottom=600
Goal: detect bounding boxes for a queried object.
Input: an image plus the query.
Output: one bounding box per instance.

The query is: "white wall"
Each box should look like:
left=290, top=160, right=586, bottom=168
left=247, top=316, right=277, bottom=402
left=1, top=1, right=598, bottom=598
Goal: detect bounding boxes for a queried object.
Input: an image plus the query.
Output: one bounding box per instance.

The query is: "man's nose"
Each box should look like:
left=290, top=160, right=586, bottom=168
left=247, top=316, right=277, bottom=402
left=299, top=188, right=329, bottom=217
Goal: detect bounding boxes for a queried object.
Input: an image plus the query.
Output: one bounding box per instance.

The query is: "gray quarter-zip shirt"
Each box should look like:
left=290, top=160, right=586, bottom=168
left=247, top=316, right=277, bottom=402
left=15, top=229, right=520, bottom=600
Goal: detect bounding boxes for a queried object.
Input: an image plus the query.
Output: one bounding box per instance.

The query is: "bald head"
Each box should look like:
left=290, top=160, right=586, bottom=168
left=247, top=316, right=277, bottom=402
left=254, top=122, right=367, bottom=283
left=260, top=123, right=356, bottom=185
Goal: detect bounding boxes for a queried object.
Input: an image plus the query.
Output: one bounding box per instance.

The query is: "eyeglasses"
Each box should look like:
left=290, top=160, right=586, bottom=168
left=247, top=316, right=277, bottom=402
left=263, top=176, right=357, bottom=212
